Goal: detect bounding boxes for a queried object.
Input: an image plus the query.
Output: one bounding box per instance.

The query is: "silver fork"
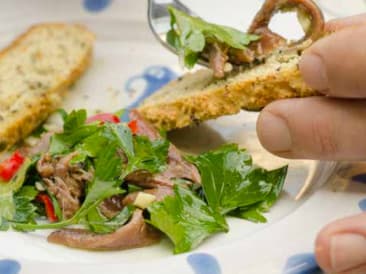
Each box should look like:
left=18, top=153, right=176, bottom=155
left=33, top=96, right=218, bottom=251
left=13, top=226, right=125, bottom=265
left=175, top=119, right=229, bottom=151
left=147, top=0, right=208, bottom=67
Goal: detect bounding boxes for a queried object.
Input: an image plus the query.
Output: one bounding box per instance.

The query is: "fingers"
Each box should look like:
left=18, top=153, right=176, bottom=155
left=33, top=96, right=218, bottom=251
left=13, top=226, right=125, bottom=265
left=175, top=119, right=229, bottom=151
left=300, top=20, right=366, bottom=98
left=315, top=213, right=366, bottom=274
left=325, top=13, right=366, bottom=32
left=256, top=97, right=366, bottom=160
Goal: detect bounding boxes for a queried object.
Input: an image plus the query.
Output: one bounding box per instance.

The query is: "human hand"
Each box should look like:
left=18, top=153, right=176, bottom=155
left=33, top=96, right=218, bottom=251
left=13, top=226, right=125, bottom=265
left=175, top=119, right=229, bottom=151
left=256, top=14, right=366, bottom=273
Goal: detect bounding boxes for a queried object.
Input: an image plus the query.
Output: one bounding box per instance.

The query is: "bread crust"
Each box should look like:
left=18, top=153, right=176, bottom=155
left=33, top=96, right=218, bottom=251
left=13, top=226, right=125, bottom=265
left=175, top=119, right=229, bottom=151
left=0, top=24, right=94, bottom=150
left=138, top=52, right=318, bottom=130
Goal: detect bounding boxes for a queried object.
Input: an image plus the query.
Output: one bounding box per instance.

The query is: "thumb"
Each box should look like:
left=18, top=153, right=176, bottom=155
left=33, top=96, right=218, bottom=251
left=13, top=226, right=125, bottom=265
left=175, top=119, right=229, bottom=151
left=300, top=21, right=366, bottom=98
left=256, top=97, right=366, bottom=160
left=324, top=13, right=366, bottom=32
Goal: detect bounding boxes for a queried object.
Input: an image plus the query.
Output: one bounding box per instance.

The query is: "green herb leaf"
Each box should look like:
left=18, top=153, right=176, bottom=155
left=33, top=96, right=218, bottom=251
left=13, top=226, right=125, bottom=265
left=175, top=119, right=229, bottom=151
left=12, top=186, right=38, bottom=224
left=148, top=185, right=228, bottom=254
left=88, top=205, right=134, bottom=234
left=0, top=158, right=33, bottom=196
left=231, top=205, right=267, bottom=223
left=16, top=186, right=38, bottom=200
left=230, top=166, right=288, bottom=223
left=76, top=123, right=133, bottom=160
left=168, top=6, right=259, bottom=68
left=49, top=110, right=99, bottom=155
left=48, top=192, right=63, bottom=221
left=31, top=125, right=47, bottom=138
left=0, top=185, right=37, bottom=231
left=187, top=144, right=287, bottom=215
left=124, top=136, right=169, bottom=177
left=0, top=193, right=14, bottom=228
left=259, top=166, right=288, bottom=211
left=184, top=52, right=199, bottom=68
left=0, top=159, right=33, bottom=227
left=167, top=29, right=181, bottom=50
left=57, top=109, right=68, bottom=121
left=64, top=109, right=87, bottom=131
left=186, top=30, right=205, bottom=52
left=128, top=184, right=143, bottom=193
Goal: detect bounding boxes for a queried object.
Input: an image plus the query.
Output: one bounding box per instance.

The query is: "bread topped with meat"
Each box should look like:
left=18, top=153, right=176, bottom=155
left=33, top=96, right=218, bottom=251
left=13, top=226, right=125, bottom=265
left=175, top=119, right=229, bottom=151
left=138, top=0, right=324, bottom=130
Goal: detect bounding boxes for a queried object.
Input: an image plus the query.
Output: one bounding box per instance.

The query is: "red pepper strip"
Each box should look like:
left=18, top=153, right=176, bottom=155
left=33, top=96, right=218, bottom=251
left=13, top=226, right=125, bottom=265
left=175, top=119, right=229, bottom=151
left=0, top=151, right=25, bottom=182
left=128, top=120, right=138, bottom=134
left=86, top=113, right=120, bottom=124
left=36, top=194, right=58, bottom=222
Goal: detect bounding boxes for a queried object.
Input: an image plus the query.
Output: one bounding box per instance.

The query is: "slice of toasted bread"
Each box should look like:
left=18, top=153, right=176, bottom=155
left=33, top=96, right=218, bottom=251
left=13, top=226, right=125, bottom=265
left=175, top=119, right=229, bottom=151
left=138, top=50, right=318, bottom=130
left=0, top=23, right=94, bottom=151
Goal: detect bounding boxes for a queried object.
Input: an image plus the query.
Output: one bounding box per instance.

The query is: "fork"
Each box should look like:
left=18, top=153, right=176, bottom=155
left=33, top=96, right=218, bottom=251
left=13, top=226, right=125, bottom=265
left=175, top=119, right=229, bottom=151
left=147, top=0, right=208, bottom=67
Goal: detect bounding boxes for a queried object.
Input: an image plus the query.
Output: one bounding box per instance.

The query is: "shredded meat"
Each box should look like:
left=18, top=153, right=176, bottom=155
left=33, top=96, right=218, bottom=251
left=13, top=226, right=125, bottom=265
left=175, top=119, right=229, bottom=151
left=37, top=152, right=94, bottom=219
left=148, top=186, right=174, bottom=201
left=99, top=186, right=174, bottom=220
left=208, top=42, right=229, bottom=78
left=161, top=143, right=201, bottom=183
left=126, top=153, right=200, bottom=188
left=229, top=47, right=255, bottom=65
left=247, top=28, right=286, bottom=60
left=47, top=209, right=161, bottom=250
left=207, top=0, right=325, bottom=78
left=128, top=110, right=201, bottom=187
left=98, top=195, right=125, bottom=219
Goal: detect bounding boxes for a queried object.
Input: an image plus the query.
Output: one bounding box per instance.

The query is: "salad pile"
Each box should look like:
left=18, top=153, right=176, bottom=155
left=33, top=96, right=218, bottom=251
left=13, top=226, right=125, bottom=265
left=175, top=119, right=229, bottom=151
left=0, top=109, right=287, bottom=254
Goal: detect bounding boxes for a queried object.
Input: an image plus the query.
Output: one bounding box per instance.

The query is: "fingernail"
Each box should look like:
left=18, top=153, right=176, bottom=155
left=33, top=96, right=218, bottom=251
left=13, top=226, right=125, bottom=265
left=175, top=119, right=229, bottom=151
left=330, top=233, right=366, bottom=272
left=257, top=111, right=292, bottom=152
left=300, top=53, right=328, bottom=92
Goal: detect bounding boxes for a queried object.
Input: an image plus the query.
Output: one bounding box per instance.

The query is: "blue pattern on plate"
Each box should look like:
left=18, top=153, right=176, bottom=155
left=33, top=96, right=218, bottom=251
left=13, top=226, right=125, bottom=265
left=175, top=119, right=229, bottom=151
left=121, top=66, right=177, bottom=121
left=187, top=253, right=221, bottom=274
left=0, top=260, right=21, bottom=274
left=359, top=199, right=366, bottom=211
left=83, top=0, right=112, bottom=12
left=283, top=253, right=322, bottom=274
left=352, top=173, right=366, bottom=183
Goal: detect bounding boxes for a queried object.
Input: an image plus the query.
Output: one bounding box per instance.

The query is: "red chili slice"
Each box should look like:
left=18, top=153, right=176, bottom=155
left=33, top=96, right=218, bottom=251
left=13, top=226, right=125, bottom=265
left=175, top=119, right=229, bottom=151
left=128, top=120, right=138, bottom=134
left=36, top=194, right=58, bottom=222
left=0, top=151, right=25, bottom=182
left=86, top=113, right=120, bottom=124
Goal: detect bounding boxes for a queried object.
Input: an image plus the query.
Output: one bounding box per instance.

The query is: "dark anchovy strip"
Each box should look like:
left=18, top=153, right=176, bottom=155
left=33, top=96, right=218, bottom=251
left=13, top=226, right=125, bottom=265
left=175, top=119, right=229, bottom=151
left=207, top=0, right=325, bottom=78
left=48, top=210, right=161, bottom=250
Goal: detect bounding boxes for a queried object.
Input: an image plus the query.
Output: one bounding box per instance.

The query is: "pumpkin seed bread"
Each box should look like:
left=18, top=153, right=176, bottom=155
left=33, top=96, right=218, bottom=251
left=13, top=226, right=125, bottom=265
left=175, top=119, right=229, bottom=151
left=138, top=50, right=318, bottom=130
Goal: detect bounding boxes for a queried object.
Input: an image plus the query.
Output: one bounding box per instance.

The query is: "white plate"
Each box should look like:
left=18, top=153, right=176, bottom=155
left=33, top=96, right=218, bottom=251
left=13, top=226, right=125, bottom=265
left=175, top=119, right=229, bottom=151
left=0, top=1, right=365, bottom=274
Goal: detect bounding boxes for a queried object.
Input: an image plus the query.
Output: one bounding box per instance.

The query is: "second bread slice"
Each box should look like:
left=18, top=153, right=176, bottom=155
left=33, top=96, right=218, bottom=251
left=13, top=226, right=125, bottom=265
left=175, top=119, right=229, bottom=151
left=0, top=23, right=94, bottom=150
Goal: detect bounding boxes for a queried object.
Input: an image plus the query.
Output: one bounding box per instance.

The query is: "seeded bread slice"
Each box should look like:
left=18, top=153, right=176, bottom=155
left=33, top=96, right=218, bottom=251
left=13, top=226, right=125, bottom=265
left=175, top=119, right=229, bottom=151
left=0, top=23, right=94, bottom=151
left=138, top=50, right=318, bottom=130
